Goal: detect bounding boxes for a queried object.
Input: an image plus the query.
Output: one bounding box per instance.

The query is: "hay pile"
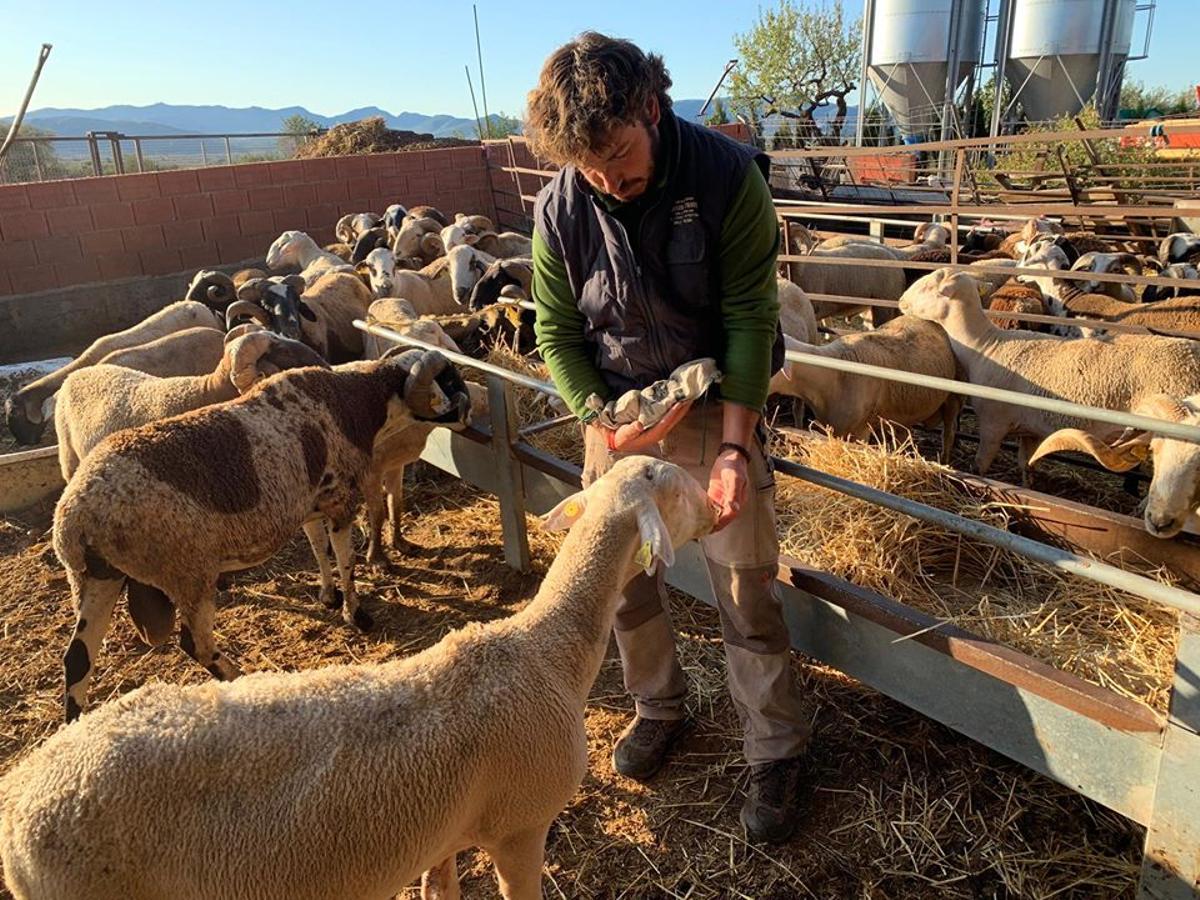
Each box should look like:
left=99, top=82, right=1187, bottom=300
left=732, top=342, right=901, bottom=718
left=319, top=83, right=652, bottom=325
left=476, top=343, right=583, bottom=465
left=294, top=117, right=477, bottom=159
left=774, top=428, right=1179, bottom=712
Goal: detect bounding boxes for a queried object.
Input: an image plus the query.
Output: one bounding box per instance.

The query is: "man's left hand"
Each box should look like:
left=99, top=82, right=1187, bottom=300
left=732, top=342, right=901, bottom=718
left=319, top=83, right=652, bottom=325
left=709, top=449, right=748, bottom=531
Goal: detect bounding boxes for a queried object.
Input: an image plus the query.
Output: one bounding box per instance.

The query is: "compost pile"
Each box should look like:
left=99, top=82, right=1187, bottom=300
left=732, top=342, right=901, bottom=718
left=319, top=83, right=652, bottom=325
left=294, top=117, right=478, bottom=159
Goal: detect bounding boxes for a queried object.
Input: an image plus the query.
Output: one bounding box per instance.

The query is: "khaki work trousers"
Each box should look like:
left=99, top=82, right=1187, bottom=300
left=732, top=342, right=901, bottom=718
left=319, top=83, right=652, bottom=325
left=583, top=401, right=810, bottom=764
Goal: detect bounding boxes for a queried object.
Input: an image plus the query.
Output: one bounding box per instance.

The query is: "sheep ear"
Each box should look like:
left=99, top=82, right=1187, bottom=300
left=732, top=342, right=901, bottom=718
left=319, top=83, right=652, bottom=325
left=464, top=233, right=480, bottom=246
left=298, top=300, right=318, bottom=322
left=542, top=490, right=589, bottom=531
left=634, top=503, right=674, bottom=576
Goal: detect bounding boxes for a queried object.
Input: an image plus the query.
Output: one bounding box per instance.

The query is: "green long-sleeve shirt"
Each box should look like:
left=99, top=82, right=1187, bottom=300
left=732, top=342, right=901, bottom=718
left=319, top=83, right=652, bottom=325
left=533, top=151, right=781, bottom=422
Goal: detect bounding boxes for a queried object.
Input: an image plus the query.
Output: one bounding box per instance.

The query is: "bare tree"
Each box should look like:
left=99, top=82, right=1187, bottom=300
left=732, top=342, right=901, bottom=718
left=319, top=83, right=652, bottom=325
left=730, top=0, right=861, bottom=144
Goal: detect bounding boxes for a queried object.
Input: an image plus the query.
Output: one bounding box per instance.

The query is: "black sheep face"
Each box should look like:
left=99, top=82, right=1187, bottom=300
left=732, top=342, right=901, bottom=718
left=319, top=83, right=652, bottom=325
left=260, top=283, right=312, bottom=341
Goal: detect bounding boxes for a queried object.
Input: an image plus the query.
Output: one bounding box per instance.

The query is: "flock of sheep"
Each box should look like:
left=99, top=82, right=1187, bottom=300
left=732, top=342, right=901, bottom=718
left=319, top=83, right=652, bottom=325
left=1, top=195, right=1200, bottom=898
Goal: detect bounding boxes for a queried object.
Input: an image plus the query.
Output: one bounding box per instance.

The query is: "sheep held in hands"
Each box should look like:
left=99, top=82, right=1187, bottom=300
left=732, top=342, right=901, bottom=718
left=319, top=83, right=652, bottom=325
left=0, top=458, right=716, bottom=900
left=50, top=349, right=471, bottom=721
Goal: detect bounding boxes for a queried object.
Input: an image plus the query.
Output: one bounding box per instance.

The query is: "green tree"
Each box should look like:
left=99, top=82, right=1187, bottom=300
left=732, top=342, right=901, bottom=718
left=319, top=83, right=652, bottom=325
left=1119, top=80, right=1197, bottom=118
left=729, top=0, right=861, bottom=145
left=705, top=97, right=731, bottom=126
left=0, top=124, right=69, bottom=184
left=280, top=114, right=321, bottom=155
left=479, top=111, right=522, bottom=139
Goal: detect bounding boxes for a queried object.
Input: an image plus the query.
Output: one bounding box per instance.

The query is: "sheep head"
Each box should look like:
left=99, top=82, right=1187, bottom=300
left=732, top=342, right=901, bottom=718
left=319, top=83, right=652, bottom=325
left=447, top=245, right=495, bottom=305
left=1070, top=251, right=1142, bottom=294
left=468, top=258, right=533, bottom=310
left=236, top=275, right=311, bottom=341
left=1160, top=233, right=1200, bottom=264
left=382, top=203, right=408, bottom=235
left=1029, top=395, right=1200, bottom=539
left=899, top=268, right=981, bottom=323
left=350, top=226, right=390, bottom=264
left=914, top=222, right=951, bottom=246
left=226, top=331, right=329, bottom=394
left=406, top=205, right=448, bottom=227
left=184, top=270, right=237, bottom=312
left=454, top=212, right=495, bottom=234
left=541, top=457, right=719, bottom=578
left=382, top=348, right=471, bottom=427
left=392, top=217, right=442, bottom=258
left=266, top=230, right=313, bottom=270
left=356, top=248, right=399, bottom=298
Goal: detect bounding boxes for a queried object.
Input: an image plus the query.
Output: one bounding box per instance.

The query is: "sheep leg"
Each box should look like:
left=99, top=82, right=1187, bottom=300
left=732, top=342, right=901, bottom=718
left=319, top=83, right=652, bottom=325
left=329, top=523, right=371, bottom=631
left=63, top=573, right=124, bottom=722
left=940, top=403, right=959, bottom=465
left=386, top=464, right=406, bottom=549
left=363, top=467, right=387, bottom=566
left=302, top=518, right=341, bottom=609
left=1017, top=435, right=1038, bottom=487
left=973, top=421, right=1008, bottom=476
left=178, top=592, right=241, bottom=681
left=489, top=825, right=549, bottom=900
left=420, top=855, right=460, bottom=900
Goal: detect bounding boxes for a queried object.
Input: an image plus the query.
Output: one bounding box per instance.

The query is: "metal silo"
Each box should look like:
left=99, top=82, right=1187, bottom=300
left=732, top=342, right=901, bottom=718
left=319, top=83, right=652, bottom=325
left=995, top=0, right=1136, bottom=126
left=858, top=0, right=986, bottom=142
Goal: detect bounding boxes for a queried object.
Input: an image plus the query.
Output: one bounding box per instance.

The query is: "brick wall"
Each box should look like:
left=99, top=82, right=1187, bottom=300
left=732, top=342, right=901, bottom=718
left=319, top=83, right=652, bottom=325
left=0, top=146, right=495, bottom=299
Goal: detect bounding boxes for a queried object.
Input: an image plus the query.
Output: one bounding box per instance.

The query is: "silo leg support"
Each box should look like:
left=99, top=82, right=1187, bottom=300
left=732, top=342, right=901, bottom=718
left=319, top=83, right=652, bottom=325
left=1139, top=613, right=1200, bottom=899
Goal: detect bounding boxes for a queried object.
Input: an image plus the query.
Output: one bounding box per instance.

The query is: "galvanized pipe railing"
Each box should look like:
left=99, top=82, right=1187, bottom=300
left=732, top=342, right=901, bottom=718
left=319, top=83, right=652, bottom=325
left=356, top=317, right=1200, bottom=616
left=784, top=349, right=1200, bottom=445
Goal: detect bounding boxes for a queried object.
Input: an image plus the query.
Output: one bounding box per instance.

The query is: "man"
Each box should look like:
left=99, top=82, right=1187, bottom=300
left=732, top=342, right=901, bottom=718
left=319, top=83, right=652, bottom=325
left=525, top=33, right=809, bottom=844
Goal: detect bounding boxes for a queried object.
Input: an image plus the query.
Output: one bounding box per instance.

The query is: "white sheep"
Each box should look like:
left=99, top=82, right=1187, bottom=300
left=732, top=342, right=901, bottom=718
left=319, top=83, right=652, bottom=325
left=441, top=223, right=533, bottom=259
left=1027, top=393, right=1200, bottom=539
left=898, top=268, right=1200, bottom=477
left=782, top=223, right=906, bottom=324
left=776, top=277, right=817, bottom=343
left=334, top=212, right=381, bottom=244
left=770, top=317, right=961, bottom=462
left=238, top=271, right=375, bottom=363
left=0, top=457, right=716, bottom=900
left=265, top=230, right=352, bottom=286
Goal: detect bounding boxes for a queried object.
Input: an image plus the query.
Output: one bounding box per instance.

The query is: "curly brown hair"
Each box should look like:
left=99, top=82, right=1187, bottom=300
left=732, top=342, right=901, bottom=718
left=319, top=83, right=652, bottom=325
left=525, top=32, right=673, bottom=166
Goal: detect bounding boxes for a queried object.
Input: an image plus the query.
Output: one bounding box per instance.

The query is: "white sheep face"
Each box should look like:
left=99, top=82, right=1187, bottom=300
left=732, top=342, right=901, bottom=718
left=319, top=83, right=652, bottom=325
left=898, top=269, right=978, bottom=323
left=266, top=231, right=308, bottom=270
left=1139, top=398, right=1200, bottom=538
left=440, top=223, right=471, bottom=252
left=447, top=246, right=493, bottom=304
left=362, top=248, right=399, bottom=298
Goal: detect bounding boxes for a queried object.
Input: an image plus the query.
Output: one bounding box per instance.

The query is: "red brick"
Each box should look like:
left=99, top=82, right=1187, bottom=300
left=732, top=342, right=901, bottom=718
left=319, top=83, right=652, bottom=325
left=179, top=243, right=221, bottom=270
left=70, top=177, right=120, bottom=205
left=268, top=161, right=305, bottom=184
left=313, top=180, right=347, bottom=204
left=90, top=201, right=136, bottom=230
left=0, top=270, right=12, bottom=296
left=334, top=156, right=368, bottom=180
left=378, top=174, right=409, bottom=198
left=97, top=252, right=143, bottom=280
left=247, top=185, right=284, bottom=210
left=121, top=224, right=166, bottom=251
left=25, top=180, right=77, bottom=209
left=302, top=159, right=336, bottom=182
left=233, top=163, right=274, bottom=188
left=162, top=219, right=205, bottom=248
left=407, top=174, right=438, bottom=201
left=394, top=153, right=426, bottom=174
left=305, top=203, right=340, bottom=231
left=0, top=209, right=49, bottom=241
left=0, top=240, right=37, bottom=269
left=283, top=182, right=317, bottom=208
left=79, top=230, right=125, bottom=255
left=238, top=210, right=276, bottom=235
left=450, top=146, right=484, bottom=167
left=211, top=189, right=250, bottom=214
left=201, top=215, right=241, bottom=243
left=44, top=206, right=94, bottom=237
left=132, top=196, right=177, bottom=226
left=345, top=176, right=379, bottom=202
left=217, top=234, right=265, bottom=263
left=33, top=235, right=83, bottom=266
left=272, top=208, right=309, bottom=232
left=155, top=169, right=201, bottom=196
left=8, top=266, right=58, bottom=295
left=115, top=173, right=161, bottom=201
left=308, top=226, right=336, bottom=246
left=54, top=258, right=102, bottom=287
left=198, top=166, right=237, bottom=191
left=460, top=167, right=488, bottom=190
left=434, top=170, right=462, bottom=192
left=140, top=247, right=183, bottom=276
left=423, top=150, right=454, bottom=171
left=0, top=185, right=31, bottom=210
left=174, top=193, right=216, bottom=220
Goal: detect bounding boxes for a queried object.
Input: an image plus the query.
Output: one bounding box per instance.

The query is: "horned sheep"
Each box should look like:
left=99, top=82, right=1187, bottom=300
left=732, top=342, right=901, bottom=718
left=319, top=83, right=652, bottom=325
left=0, top=457, right=715, bottom=900
left=899, top=268, right=1200, bottom=477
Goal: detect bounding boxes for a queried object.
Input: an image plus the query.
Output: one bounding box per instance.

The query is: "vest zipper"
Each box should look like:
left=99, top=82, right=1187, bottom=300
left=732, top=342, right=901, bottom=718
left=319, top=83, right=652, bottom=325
left=618, top=203, right=673, bottom=379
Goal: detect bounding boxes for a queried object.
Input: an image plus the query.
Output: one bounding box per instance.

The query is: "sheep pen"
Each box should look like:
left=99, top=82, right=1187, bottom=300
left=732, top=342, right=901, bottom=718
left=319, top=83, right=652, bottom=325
left=0, top=467, right=1147, bottom=898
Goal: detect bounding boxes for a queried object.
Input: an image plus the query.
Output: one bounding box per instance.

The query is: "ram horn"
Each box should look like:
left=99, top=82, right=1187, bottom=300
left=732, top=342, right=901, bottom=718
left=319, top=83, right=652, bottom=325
left=352, top=228, right=389, bottom=264
left=226, top=331, right=279, bottom=393
left=224, top=299, right=272, bottom=331
left=185, top=270, right=237, bottom=311
left=334, top=214, right=357, bottom=245
left=236, top=277, right=267, bottom=303
left=1027, top=428, right=1147, bottom=473
left=280, top=273, right=307, bottom=295
left=223, top=321, right=266, bottom=344
left=401, top=350, right=453, bottom=418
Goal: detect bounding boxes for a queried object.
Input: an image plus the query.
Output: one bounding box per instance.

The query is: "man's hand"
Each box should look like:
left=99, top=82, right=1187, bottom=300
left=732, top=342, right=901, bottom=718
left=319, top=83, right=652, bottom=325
left=591, top=400, right=694, bottom=454
left=709, top=448, right=749, bottom=531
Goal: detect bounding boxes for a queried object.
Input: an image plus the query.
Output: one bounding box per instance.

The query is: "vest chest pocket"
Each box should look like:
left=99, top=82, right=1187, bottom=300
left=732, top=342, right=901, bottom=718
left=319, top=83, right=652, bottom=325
left=664, top=221, right=709, bottom=308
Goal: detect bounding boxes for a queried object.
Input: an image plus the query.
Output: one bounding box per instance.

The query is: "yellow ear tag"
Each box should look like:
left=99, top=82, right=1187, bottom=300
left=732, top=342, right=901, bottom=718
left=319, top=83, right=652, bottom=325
left=634, top=540, right=653, bottom=570
left=564, top=500, right=582, bottom=520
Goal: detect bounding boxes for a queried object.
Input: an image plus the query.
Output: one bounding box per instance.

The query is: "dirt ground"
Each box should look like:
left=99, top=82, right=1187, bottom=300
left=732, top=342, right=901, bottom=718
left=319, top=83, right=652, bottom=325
left=0, top=466, right=1143, bottom=899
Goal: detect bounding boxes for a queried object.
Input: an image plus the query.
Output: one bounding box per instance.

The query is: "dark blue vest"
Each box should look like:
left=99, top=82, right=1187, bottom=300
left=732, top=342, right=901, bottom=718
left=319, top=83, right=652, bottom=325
left=535, top=110, right=784, bottom=397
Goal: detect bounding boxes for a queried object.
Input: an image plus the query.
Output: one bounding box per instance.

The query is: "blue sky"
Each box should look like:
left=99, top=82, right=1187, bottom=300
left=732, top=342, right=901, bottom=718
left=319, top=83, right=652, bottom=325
left=1, top=0, right=1193, bottom=119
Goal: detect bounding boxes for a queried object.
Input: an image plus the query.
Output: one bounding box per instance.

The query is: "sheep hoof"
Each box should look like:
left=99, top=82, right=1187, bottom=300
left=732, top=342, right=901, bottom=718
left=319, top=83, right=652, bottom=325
left=321, top=587, right=344, bottom=610
left=352, top=607, right=374, bottom=631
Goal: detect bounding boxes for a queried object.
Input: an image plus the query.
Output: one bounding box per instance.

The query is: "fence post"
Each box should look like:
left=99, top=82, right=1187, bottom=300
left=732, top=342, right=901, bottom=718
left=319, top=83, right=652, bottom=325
left=30, top=141, right=43, bottom=182
left=199, top=140, right=208, bottom=167
left=86, top=132, right=101, bottom=176
left=108, top=134, right=125, bottom=175
left=224, top=136, right=233, bottom=165
left=133, top=138, right=145, bottom=173
left=1138, top=612, right=1200, bottom=898
left=868, top=219, right=885, bottom=244
left=486, top=373, right=531, bottom=572
left=950, top=148, right=964, bottom=265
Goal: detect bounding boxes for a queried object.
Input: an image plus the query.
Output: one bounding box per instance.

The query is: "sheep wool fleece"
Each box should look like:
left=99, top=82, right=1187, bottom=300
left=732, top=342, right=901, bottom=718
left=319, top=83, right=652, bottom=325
left=583, top=401, right=810, bottom=764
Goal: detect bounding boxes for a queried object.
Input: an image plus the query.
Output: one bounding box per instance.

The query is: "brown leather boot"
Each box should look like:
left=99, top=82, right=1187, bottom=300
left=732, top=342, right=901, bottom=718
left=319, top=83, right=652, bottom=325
left=611, top=715, right=690, bottom=781
left=740, top=756, right=806, bottom=844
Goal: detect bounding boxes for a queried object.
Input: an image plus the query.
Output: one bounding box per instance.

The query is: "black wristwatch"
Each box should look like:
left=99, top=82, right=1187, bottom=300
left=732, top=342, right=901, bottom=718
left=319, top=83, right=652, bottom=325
left=717, top=441, right=752, bottom=464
